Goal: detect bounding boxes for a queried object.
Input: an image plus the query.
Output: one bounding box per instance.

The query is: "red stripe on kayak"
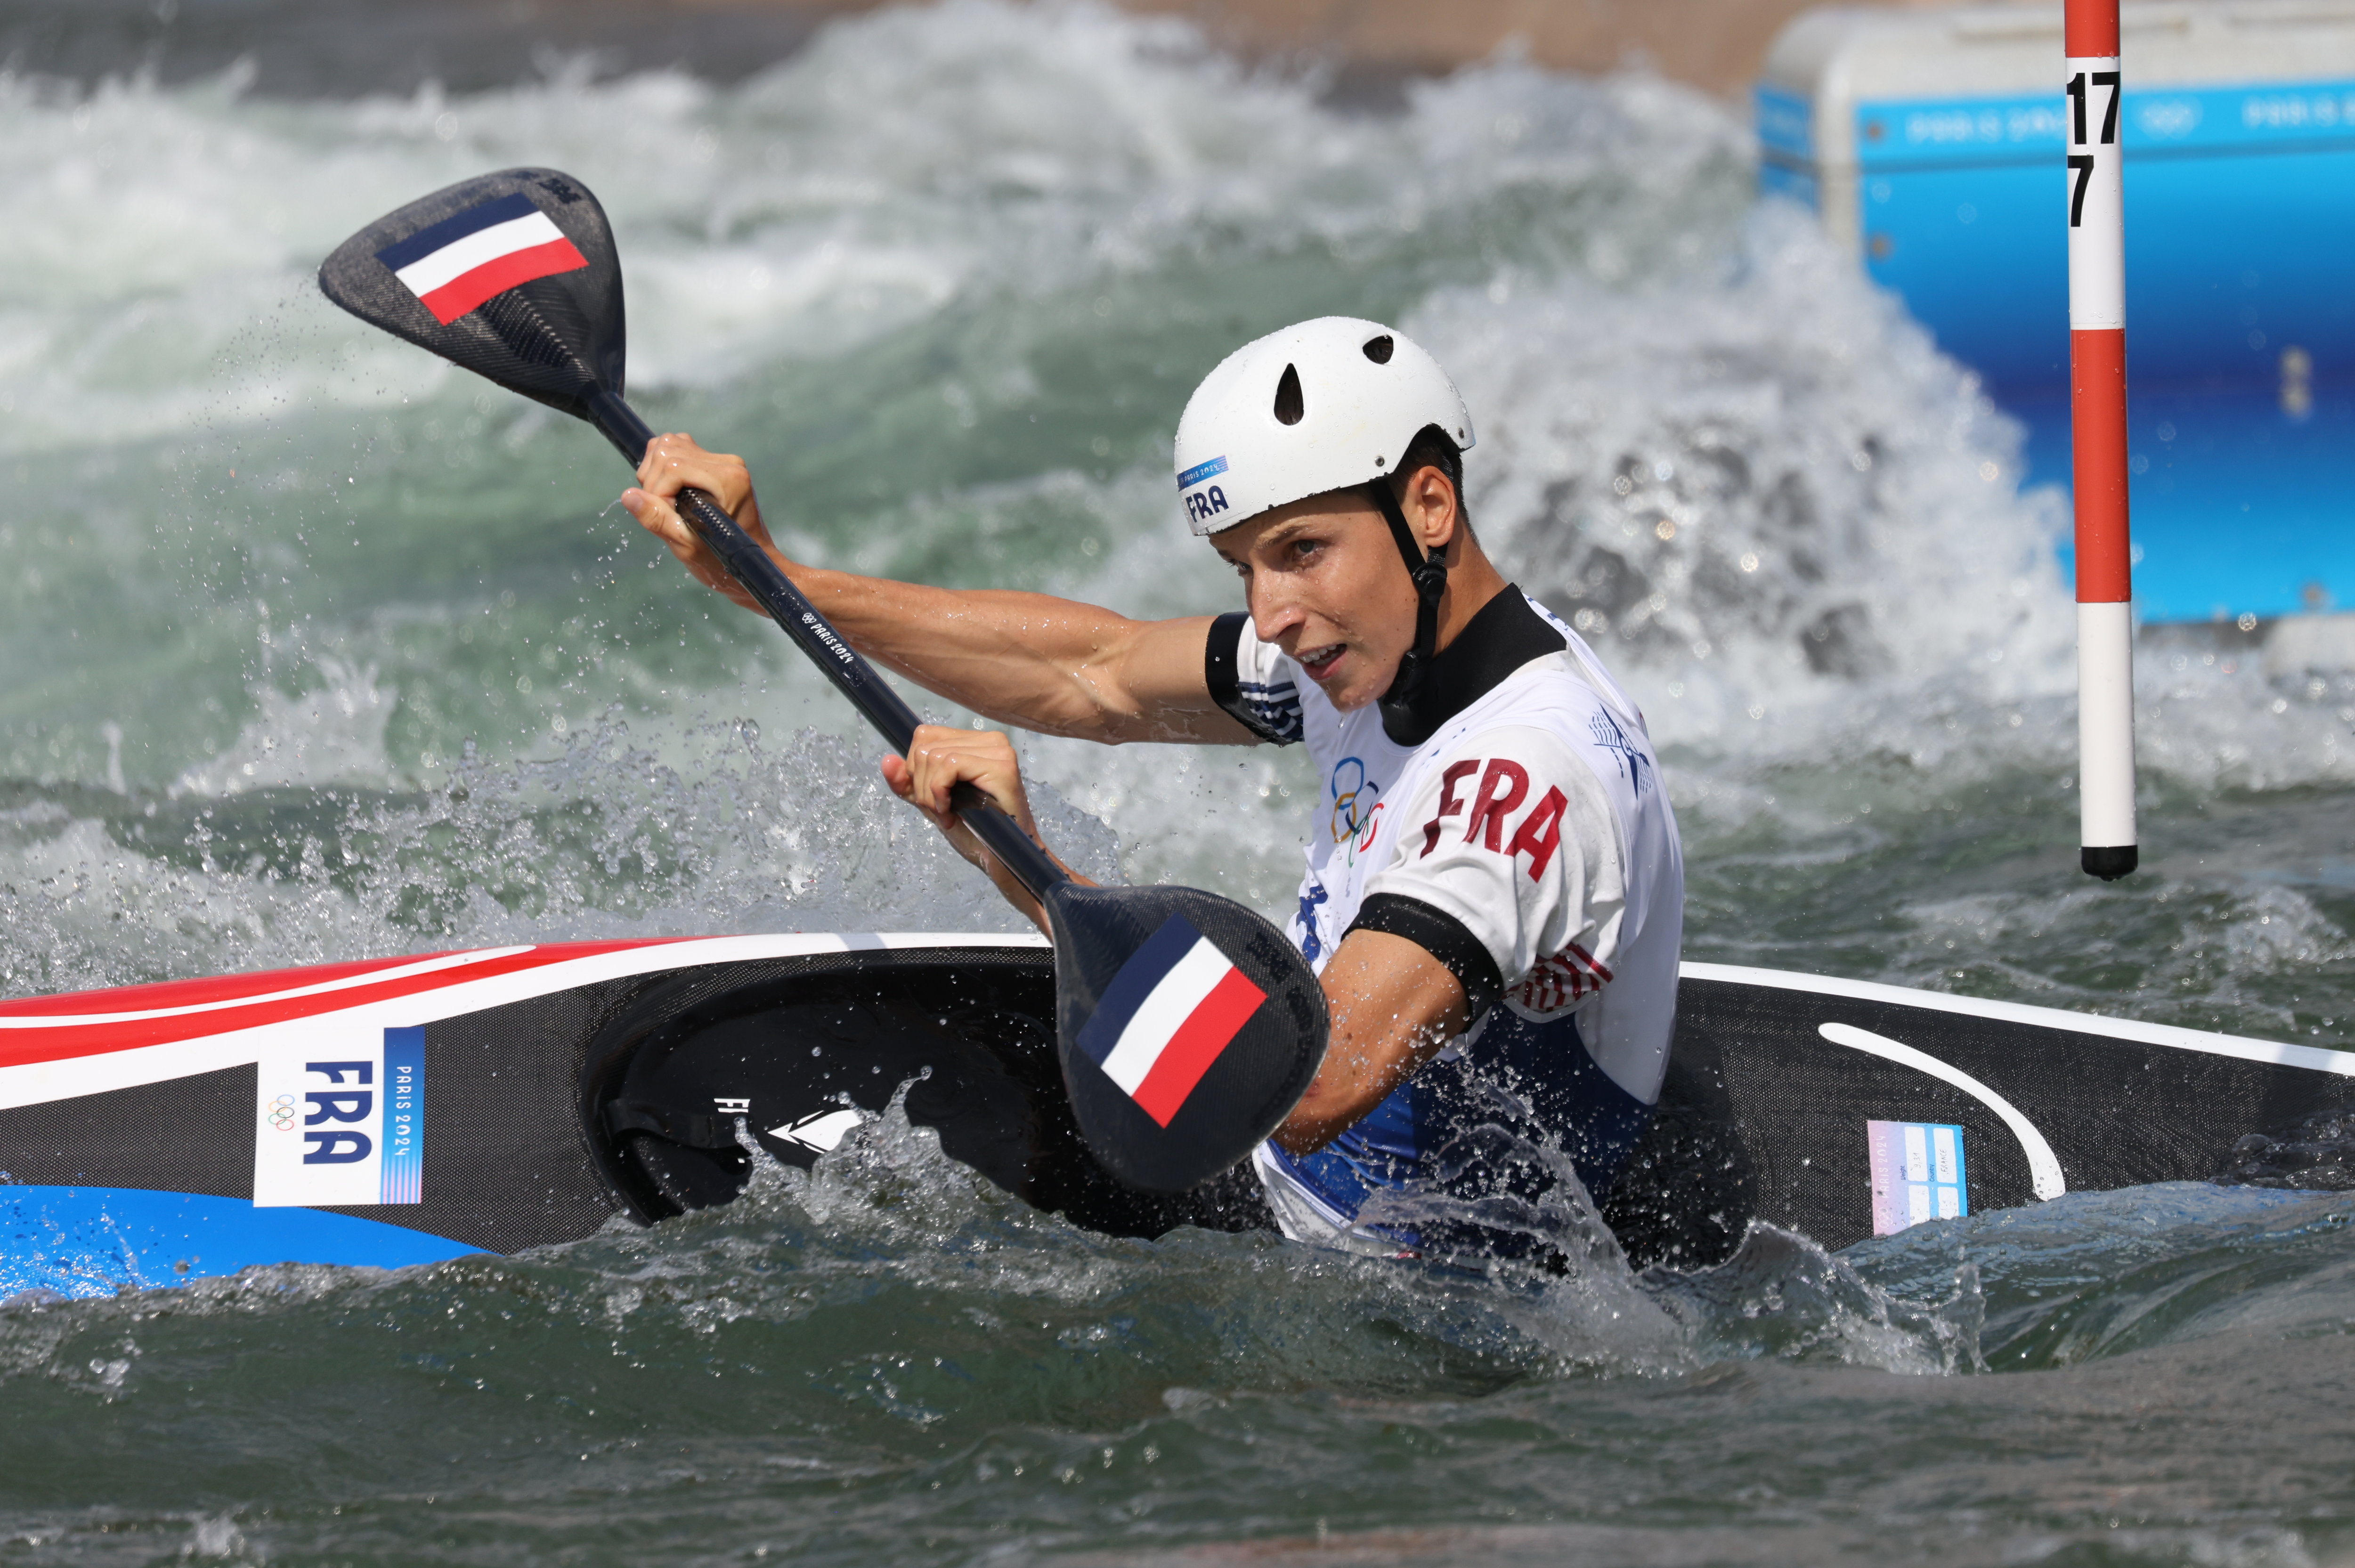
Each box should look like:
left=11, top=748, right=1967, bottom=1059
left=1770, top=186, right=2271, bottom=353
left=1128, top=964, right=1265, bottom=1128
left=0, top=938, right=695, bottom=1067
left=0, top=951, right=473, bottom=1018
left=415, top=236, right=589, bottom=325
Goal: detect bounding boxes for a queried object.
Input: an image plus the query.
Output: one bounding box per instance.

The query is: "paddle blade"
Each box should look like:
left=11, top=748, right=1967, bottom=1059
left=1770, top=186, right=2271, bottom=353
left=1048, top=883, right=1327, bottom=1192
left=319, top=167, right=625, bottom=416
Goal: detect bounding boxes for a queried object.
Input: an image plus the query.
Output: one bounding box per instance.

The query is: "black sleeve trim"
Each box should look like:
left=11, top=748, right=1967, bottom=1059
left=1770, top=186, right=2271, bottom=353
left=1204, top=610, right=1247, bottom=713
left=1346, top=893, right=1504, bottom=1021
left=1203, top=610, right=1299, bottom=745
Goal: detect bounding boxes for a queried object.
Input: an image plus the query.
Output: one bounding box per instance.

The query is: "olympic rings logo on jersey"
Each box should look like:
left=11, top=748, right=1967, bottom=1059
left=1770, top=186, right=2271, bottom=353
left=266, top=1093, right=298, bottom=1131
left=1328, top=756, right=1380, bottom=845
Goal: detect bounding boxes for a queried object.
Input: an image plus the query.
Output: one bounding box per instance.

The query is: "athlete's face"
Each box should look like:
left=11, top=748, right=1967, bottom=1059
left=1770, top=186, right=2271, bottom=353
left=1211, top=473, right=1454, bottom=712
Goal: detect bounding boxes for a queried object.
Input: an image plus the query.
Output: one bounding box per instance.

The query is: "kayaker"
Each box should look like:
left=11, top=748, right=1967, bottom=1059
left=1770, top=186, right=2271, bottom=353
left=621, top=317, right=1685, bottom=1259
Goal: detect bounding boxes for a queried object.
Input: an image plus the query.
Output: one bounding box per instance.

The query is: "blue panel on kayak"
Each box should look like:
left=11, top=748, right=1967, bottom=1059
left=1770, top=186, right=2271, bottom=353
left=1867, top=1119, right=1970, bottom=1237
left=0, top=1186, right=480, bottom=1300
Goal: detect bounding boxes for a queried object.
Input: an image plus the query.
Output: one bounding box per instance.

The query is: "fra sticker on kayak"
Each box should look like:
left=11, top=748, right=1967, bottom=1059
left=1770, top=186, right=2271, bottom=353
left=253, top=1027, right=426, bottom=1207
left=1868, top=1120, right=1967, bottom=1235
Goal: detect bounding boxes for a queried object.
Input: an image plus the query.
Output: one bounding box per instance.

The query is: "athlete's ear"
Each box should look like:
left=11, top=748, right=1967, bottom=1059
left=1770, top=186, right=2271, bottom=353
left=1402, top=465, right=1460, bottom=552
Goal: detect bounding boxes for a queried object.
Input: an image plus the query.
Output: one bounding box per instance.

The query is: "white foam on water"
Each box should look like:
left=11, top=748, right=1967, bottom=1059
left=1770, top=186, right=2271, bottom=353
left=169, top=657, right=396, bottom=796
left=0, top=717, right=1118, bottom=998
left=0, top=0, right=2346, bottom=1039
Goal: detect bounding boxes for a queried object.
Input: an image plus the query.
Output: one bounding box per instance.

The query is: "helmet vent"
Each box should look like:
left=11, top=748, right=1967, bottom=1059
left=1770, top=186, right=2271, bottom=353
left=1273, top=363, right=1305, bottom=426
left=1361, top=335, right=1394, bottom=364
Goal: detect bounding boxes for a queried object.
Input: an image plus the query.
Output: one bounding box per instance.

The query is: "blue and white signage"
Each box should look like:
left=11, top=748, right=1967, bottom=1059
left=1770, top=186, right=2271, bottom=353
left=254, top=1026, right=427, bottom=1207
left=1867, top=1119, right=1967, bottom=1235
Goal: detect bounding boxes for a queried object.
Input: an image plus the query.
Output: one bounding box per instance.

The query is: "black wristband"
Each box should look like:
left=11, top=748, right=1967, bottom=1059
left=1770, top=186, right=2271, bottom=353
left=1346, top=893, right=1505, bottom=1020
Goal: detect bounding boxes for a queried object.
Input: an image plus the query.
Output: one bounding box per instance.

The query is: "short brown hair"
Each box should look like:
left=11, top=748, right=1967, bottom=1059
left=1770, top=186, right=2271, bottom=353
left=1389, top=422, right=1468, bottom=528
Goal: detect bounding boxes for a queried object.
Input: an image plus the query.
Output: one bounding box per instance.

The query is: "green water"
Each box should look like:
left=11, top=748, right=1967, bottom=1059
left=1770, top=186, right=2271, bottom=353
left=2, top=0, right=2355, bottom=1560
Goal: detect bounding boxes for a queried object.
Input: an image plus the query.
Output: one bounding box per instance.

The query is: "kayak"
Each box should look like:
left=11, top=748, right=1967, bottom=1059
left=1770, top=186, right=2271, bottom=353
left=3, top=934, right=2347, bottom=1297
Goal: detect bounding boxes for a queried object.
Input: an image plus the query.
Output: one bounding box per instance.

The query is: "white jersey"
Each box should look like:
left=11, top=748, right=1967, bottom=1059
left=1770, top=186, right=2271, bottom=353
left=1205, top=587, right=1684, bottom=1248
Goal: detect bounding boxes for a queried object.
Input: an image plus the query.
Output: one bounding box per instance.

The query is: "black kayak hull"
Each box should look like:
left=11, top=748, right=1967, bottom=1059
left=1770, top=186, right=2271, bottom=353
left=0, top=934, right=2345, bottom=1294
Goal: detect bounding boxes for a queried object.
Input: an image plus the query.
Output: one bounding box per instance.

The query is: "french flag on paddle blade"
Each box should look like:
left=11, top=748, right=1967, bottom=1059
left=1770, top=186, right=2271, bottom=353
left=376, top=193, right=589, bottom=326
left=1074, top=914, right=1267, bottom=1128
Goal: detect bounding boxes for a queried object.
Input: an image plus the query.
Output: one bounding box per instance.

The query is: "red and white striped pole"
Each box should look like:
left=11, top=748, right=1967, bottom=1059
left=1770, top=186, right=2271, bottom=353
left=2066, top=0, right=2137, bottom=880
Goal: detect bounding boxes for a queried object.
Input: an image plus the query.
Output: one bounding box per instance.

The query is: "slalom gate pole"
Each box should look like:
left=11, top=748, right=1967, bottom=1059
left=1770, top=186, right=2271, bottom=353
left=2066, top=0, right=2138, bottom=880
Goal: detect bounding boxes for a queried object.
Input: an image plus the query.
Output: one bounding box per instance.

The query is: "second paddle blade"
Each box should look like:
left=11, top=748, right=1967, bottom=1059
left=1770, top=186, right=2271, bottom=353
left=1047, top=883, right=1327, bottom=1192
left=318, top=166, right=625, bottom=418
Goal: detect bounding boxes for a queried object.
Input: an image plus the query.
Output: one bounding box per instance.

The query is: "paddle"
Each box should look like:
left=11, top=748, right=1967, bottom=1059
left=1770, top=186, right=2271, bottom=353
left=319, top=167, right=1326, bottom=1193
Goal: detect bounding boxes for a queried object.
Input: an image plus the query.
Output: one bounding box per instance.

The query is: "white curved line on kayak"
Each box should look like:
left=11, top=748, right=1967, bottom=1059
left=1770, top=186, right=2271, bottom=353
left=1689, top=961, right=2355, bottom=1079
left=0, top=947, right=540, bottom=1029
left=1818, top=1021, right=2066, bottom=1202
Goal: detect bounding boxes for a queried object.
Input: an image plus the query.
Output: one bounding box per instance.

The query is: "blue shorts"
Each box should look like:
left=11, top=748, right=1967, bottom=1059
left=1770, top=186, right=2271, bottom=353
left=1258, top=1007, right=1655, bottom=1260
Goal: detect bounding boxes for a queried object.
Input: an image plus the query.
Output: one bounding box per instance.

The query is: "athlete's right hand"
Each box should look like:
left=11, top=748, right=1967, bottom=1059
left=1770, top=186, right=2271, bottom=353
left=883, top=724, right=1083, bottom=933
left=620, top=433, right=792, bottom=613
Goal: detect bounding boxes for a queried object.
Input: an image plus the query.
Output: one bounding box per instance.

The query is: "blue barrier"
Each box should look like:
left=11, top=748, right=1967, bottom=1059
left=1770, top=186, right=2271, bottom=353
left=1758, top=4, right=2355, bottom=621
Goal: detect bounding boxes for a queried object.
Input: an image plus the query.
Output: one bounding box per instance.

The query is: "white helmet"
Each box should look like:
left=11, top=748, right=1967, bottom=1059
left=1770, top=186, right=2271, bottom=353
left=1172, top=317, right=1474, bottom=536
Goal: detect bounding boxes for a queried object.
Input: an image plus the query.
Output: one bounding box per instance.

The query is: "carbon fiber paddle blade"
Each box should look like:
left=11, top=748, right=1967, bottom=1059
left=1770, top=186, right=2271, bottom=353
left=1047, top=883, right=1327, bottom=1193
left=318, top=167, right=624, bottom=416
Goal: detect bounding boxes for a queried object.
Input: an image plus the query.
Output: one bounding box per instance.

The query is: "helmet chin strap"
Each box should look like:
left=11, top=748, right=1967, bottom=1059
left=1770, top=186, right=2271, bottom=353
left=1368, top=478, right=1449, bottom=730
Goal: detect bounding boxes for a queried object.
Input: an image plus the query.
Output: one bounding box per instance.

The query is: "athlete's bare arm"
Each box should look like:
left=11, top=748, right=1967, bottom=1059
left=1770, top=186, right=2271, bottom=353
left=621, top=434, right=1252, bottom=746
left=1270, top=930, right=1469, bottom=1155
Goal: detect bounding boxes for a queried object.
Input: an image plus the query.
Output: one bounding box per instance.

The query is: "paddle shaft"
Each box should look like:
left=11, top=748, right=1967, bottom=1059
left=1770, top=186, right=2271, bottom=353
left=585, top=390, right=1071, bottom=902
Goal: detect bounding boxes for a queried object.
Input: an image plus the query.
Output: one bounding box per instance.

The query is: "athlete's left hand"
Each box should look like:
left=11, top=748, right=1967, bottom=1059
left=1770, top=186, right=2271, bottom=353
left=883, top=724, right=1081, bottom=931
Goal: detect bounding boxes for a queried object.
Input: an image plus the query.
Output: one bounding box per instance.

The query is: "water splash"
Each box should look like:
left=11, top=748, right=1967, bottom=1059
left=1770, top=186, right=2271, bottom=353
left=0, top=715, right=1116, bottom=997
